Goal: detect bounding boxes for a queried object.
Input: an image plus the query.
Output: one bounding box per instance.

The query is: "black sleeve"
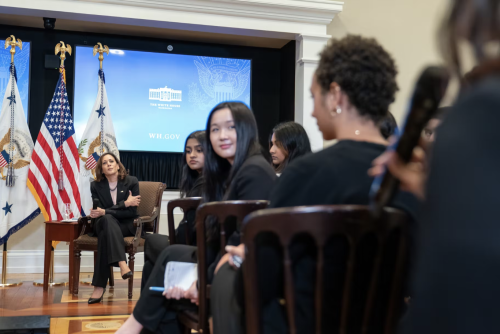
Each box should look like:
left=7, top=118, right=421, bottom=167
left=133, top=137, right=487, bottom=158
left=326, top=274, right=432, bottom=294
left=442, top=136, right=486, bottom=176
left=233, top=164, right=275, bottom=200
left=105, top=177, right=139, bottom=219
left=90, top=183, right=99, bottom=212
left=402, top=80, right=500, bottom=334
left=269, top=160, right=309, bottom=208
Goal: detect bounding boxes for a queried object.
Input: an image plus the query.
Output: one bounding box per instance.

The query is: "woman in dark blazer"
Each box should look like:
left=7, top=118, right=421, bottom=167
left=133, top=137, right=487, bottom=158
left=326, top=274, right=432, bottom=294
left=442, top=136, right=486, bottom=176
left=116, top=102, right=276, bottom=334
left=141, top=130, right=206, bottom=290
left=88, top=152, right=141, bottom=304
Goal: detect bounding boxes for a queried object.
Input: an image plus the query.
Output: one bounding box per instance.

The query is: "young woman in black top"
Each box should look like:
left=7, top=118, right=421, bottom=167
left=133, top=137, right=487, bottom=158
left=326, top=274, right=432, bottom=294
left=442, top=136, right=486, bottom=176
left=269, top=121, right=311, bottom=175
left=141, top=130, right=206, bottom=290
left=117, top=102, right=276, bottom=334
left=211, top=35, right=419, bottom=334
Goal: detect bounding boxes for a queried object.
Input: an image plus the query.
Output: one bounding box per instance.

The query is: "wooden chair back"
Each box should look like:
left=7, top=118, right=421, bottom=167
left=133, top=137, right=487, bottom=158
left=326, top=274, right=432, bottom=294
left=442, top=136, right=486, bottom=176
left=195, top=200, right=269, bottom=333
left=137, top=182, right=166, bottom=234
left=242, top=205, right=410, bottom=334
left=167, top=197, right=202, bottom=245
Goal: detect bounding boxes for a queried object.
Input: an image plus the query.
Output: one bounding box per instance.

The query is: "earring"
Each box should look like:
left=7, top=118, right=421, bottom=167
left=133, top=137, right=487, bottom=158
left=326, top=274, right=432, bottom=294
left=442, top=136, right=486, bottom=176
left=336, top=107, right=342, bottom=114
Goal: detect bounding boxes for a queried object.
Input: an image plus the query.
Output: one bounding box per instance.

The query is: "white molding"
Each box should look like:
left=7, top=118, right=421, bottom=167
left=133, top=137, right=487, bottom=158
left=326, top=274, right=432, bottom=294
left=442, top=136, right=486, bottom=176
left=295, top=33, right=331, bottom=152
left=297, top=58, right=319, bottom=65
left=72, top=0, right=344, bottom=24
left=296, top=34, right=332, bottom=42
left=0, top=0, right=343, bottom=37
left=0, top=250, right=144, bottom=274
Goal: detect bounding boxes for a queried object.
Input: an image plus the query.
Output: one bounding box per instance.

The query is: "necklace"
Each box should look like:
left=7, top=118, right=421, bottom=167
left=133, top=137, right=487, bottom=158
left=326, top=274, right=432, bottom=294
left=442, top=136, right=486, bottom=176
left=109, top=184, right=118, bottom=191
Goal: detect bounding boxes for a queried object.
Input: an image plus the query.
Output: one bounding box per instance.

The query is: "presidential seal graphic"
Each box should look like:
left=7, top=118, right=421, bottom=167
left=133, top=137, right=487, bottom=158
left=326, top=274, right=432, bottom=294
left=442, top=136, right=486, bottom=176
left=0, top=128, right=33, bottom=180
left=78, top=132, right=119, bottom=180
left=189, top=57, right=251, bottom=110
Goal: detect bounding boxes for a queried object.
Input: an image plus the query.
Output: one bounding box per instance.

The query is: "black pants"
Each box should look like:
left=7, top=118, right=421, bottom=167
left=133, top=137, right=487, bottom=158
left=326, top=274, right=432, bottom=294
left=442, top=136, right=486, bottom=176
left=211, top=262, right=245, bottom=334
left=134, top=244, right=198, bottom=334
left=142, top=234, right=170, bottom=291
left=92, top=214, right=134, bottom=288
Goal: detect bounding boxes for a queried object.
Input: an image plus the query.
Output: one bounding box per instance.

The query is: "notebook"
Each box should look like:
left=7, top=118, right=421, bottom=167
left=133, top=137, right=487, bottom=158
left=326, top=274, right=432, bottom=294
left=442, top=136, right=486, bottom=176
left=164, top=261, right=198, bottom=290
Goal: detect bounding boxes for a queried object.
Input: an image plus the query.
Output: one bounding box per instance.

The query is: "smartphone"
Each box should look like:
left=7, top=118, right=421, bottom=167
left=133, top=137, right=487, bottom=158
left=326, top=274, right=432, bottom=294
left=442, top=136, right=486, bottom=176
left=370, top=66, right=449, bottom=217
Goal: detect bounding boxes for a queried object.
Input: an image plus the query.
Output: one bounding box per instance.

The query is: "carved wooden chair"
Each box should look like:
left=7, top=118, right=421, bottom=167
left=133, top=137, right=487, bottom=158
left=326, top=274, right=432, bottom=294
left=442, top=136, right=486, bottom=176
left=178, top=200, right=269, bottom=334
left=72, top=181, right=166, bottom=299
left=167, top=197, right=202, bottom=245
left=242, top=205, right=411, bottom=334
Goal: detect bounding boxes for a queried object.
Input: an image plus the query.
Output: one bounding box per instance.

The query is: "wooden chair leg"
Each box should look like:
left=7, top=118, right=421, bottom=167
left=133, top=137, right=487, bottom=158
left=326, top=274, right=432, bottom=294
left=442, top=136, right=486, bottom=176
left=73, top=250, right=81, bottom=295
left=128, top=252, right=135, bottom=299
left=109, top=266, right=115, bottom=287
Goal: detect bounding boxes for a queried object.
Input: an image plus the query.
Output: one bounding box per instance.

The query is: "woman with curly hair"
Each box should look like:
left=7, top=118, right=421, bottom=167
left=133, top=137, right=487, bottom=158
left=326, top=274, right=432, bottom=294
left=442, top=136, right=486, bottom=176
left=210, top=35, right=419, bottom=334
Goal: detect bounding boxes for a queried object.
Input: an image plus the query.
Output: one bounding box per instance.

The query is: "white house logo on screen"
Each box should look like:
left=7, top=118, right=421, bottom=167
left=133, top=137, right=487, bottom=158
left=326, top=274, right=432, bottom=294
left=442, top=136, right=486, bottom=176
left=149, top=86, right=182, bottom=102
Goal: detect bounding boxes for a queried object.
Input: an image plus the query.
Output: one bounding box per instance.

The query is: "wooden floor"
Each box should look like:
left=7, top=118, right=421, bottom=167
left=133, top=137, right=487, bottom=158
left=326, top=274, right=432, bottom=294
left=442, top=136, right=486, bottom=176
left=0, top=272, right=139, bottom=318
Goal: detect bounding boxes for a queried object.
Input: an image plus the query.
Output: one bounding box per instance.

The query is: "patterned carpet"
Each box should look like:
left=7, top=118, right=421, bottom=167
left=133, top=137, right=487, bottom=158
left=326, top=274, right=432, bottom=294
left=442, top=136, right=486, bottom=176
left=51, top=315, right=129, bottom=334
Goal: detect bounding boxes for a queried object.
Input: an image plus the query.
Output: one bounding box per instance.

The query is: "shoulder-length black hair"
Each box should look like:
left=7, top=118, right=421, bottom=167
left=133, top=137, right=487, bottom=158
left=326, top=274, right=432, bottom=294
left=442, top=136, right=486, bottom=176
left=269, top=122, right=311, bottom=173
left=203, top=102, right=261, bottom=203
left=179, top=130, right=206, bottom=198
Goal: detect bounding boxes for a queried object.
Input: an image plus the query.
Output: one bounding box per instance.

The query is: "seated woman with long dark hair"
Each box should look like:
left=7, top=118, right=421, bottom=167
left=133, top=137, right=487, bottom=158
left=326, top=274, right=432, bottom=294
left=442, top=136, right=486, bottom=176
left=87, top=152, right=141, bottom=304
left=211, top=35, right=420, bottom=334
left=269, top=121, right=311, bottom=175
left=117, top=102, right=276, bottom=334
left=141, top=130, right=206, bottom=290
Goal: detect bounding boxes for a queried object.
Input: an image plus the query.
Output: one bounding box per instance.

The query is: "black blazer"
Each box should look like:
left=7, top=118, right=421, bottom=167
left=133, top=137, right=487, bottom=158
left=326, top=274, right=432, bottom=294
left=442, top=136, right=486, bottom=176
left=90, top=175, right=140, bottom=236
left=207, top=154, right=276, bottom=282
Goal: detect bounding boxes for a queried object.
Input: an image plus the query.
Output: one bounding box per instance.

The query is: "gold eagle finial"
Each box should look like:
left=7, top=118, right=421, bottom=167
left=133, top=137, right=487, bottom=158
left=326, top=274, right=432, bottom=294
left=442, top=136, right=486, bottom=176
left=55, top=41, right=72, bottom=67
left=4, top=35, right=22, bottom=63
left=93, top=42, right=110, bottom=69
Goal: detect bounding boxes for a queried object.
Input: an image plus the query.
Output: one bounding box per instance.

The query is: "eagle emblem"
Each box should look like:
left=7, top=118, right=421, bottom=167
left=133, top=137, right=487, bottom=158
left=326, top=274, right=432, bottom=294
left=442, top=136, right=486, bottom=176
left=78, top=132, right=119, bottom=180
left=0, top=128, right=31, bottom=180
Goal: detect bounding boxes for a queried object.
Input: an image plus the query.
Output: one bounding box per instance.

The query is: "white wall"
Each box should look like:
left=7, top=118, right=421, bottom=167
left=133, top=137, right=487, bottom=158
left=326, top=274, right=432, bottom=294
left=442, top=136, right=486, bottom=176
left=327, top=0, right=450, bottom=124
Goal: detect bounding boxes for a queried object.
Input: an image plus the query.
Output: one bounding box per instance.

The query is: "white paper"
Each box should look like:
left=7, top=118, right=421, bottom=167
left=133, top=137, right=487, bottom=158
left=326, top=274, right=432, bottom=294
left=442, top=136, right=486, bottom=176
left=61, top=218, right=79, bottom=222
left=164, top=261, right=198, bottom=290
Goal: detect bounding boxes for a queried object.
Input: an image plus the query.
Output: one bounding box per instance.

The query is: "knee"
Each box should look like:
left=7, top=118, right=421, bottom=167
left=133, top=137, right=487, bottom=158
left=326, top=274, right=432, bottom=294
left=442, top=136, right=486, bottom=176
left=161, top=244, right=195, bottom=263
left=98, top=214, right=116, bottom=229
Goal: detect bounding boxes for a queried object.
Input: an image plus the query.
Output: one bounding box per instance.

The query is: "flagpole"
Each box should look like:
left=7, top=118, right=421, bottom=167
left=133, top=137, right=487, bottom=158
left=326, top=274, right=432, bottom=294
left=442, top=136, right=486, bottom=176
left=0, top=36, right=24, bottom=288
left=80, top=43, right=111, bottom=286
left=32, top=247, right=68, bottom=287
left=0, top=241, right=22, bottom=287
left=33, top=41, right=73, bottom=288
left=93, top=42, right=109, bottom=155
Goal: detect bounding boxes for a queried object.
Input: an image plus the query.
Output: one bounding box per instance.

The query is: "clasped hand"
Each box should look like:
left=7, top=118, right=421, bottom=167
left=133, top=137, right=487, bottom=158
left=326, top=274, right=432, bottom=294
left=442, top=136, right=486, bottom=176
left=89, top=207, right=105, bottom=218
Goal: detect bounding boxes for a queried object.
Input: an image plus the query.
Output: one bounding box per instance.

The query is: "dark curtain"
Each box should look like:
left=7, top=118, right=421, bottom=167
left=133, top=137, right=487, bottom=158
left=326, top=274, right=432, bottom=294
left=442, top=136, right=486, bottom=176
left=120, top=151, right=182, bottom=189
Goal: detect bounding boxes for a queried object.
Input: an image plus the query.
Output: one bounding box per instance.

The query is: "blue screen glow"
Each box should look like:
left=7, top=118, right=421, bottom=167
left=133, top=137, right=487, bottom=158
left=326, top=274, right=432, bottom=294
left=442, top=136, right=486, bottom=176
left=0, top=41, right=30, bottom=120
left=73, top=46, right=251, bottom=152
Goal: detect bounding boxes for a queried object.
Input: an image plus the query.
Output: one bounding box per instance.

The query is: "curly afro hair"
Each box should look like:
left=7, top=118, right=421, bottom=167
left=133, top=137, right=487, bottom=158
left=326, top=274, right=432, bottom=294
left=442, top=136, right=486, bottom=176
left=315, top=35, right=398, bottom=123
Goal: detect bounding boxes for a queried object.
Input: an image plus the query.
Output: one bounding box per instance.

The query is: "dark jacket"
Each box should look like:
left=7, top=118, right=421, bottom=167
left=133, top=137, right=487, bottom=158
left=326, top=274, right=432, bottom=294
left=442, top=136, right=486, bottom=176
left=402, top=75, right=500, bottom=334
left=254, top=140, right=419, bottom=334
left=207, top=154, right=276, bottom=282
left=90, top=175, right=140, bottom=237
left=176, top=176, right=205, bottom=245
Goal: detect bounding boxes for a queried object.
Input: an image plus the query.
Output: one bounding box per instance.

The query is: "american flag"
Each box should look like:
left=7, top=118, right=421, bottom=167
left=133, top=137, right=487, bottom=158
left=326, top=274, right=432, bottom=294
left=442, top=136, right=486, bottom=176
left=27, top=71, right=81, bottom=221
left=0, top=150, right=10, bottom=168
left=85, top=152, right=100, bottom=170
